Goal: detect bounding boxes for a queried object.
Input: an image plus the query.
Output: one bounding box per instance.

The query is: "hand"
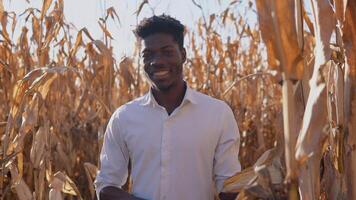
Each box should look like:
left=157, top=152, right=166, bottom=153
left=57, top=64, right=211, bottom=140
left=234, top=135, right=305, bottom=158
left=99, top=186, right=146, bottom=200
left=219, top=192, right=238, bottom=200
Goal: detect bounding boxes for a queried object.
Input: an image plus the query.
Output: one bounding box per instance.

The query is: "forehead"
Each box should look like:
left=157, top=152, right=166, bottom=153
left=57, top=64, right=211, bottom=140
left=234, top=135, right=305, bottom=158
left=142, top=33, right=178, bottom=50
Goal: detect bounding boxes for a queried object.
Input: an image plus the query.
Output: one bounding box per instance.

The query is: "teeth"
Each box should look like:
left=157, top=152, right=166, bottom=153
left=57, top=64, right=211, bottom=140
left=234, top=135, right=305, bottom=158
left=153, top=71, right=169, bottom=77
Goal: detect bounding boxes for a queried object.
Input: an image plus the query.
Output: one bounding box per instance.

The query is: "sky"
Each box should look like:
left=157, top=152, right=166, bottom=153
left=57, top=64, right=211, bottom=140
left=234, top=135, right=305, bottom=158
left=3, top=0, right=254, bottom=57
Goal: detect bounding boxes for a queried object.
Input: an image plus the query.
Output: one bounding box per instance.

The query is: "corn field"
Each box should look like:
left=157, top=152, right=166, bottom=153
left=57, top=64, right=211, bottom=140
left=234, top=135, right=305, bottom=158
left=0, top=0, right=355, bottom=199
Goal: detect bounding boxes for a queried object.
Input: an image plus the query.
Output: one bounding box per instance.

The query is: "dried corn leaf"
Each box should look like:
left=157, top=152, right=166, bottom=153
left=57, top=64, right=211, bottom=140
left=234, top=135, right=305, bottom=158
left=8, top=163, right=33, bottom=200
left=84, top=162, right=98, bottom=199
left=222, top=147, right=283, bottom=198
left=10, top=68, right=43, bottom=118
left=343, top=1, right=356, bottom=199
left=303, top=6, right=314, bottom=36
left=342, top=1, right=356, bottom=78
left=295, top=62, right=334, bottom=199
left=18, top=94, right=39, bottom=135
left=49, top=189, right=63, bottom=200
left=52, top=171, right=81, bottom=197
left=334, top=0, right=348, bottom=22
left=298, top=154, right=323, bottom=200
left=295, top=1, right=337, bottom=198
left=69, top=29, right=83, bottom=57
left=311, top=0, right=336, bottom=64
left=26, top=67, right=75, bottom=98
left=256, top=0, right=304, bottom=80
left=49, top=175, right=64, bottom=200
left=119, top=57, right=135, bottom=87
left=6, top=67, right=74, bottom=164
left=6, top=94, right=39, bottom=162
left=30, top=122, right=49, bottom=168
left=295, top=0, right=335, bottom=163
left=1, top=11, right=11, bottom=43
left=282, top=79, right=305, bottom=181
left=36, top=164, right=46, bottom=200
left=40, top=0, right=53, bottom=20
left=222, top=8, right=229, bottom=25
left=0, top=0, right=3, bottom=20
left=345, top=97, right=356, bottom=199
left=295, top=0, right=303, bottom=49
left=222, top=167, right=256, bottom=193
left=256, top=0, right=305, bottom=192
left=17, top=152, right=24, bottom=181
left=92, top=40, right=111, bottom=56
left=295, top=64, right=330, bottom=163
left=31, top=16, right=40, bottom=44
left=98, top=21, right=114, bottom=40
left=135, top=0, right=148, bottom=16
left=28, top=72, right=57, bottom=99
left=55, top=142, right=72, bottom=174
left=49, top=174, right=63, bottom=191
left=84, top=162, right=97, bottom=181
left=321, top=152, right=343, bottom=200
left=81, top=27, right=95, bottom=42
left=43, top=21, right=61, bottom=49
left=10, top=13, right=16, bottom=34
left=106, top=7, right=120, bottom=25
left=326, top=63, right=344, bottom=173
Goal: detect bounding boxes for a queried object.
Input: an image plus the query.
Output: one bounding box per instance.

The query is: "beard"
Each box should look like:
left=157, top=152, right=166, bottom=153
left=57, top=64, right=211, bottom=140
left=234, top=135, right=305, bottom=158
left=144, top=65, right=183, bottom=93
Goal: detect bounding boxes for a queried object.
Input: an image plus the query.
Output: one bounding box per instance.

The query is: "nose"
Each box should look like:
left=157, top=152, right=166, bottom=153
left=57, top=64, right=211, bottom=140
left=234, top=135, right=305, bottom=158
left=150, top=53, right=165, bottom=67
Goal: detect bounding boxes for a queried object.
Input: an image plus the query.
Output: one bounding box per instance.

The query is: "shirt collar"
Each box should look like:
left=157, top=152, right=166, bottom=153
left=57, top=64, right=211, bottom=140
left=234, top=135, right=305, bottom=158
left=139, top=83, right=197, bottom=107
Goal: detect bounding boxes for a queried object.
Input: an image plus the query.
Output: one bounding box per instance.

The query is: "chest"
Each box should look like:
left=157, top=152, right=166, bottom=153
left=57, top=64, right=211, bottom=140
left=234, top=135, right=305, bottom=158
left=121, top=105, right=222, bottom=162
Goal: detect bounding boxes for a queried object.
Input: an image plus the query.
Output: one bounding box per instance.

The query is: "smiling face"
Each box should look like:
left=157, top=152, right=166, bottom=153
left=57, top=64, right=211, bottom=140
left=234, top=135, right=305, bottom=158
left=142, top=32, right=186, bottom=92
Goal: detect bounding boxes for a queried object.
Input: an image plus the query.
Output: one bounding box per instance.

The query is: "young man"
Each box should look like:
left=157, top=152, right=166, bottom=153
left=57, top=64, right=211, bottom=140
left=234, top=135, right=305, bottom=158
left=95, top=15, right=241, bottom=200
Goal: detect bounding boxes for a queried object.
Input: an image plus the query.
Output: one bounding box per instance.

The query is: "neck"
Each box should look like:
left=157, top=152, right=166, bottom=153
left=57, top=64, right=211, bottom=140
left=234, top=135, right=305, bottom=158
left=152, top=80, right=186, bottom=114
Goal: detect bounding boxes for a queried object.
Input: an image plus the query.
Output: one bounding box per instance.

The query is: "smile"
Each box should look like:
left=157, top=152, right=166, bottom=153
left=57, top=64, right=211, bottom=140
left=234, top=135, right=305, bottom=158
left=153, top=70, right=170, bottom=79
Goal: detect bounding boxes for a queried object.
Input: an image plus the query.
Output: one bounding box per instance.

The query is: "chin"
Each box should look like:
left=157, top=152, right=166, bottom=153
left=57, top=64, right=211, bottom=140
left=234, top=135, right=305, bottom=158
left=153, top=82, right=173, bottom=92
left=157, top=84, right=172, bottom=91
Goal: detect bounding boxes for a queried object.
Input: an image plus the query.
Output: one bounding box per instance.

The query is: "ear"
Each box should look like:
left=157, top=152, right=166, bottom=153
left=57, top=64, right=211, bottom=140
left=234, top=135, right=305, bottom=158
left=181, top=47, right=187, bottom=64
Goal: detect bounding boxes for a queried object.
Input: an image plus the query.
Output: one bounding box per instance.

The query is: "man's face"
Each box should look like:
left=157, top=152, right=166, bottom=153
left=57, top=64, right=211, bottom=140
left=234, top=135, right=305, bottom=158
left=142, top=32, right=186, bottom=91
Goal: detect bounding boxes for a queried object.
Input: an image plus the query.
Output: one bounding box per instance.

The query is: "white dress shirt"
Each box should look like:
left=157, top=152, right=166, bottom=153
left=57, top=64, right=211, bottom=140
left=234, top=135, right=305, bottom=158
left=94, top=86, right=241, bottom=200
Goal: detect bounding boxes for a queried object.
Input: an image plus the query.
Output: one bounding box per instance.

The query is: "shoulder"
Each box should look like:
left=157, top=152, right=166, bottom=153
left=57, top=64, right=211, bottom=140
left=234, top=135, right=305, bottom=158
left=111, top=94, right=148, bottom=119
left=192, top=89, right=231, bottom=111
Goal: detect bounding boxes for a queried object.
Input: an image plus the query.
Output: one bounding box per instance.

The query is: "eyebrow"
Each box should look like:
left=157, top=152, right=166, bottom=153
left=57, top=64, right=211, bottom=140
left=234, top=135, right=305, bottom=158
left=142, top=45, right=175, bottom=53
left=160, top=45, right=175, bottom=50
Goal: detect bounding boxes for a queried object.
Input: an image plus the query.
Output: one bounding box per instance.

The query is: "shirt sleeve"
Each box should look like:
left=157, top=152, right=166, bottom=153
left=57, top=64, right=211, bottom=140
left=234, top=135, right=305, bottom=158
left=213, top=103, right=241, bottom=193
left=94, top=110, right=130, bottom=199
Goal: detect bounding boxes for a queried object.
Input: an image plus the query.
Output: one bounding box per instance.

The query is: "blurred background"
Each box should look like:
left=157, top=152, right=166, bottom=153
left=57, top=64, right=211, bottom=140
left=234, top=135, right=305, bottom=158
left=1, top=0, right=355, bottom=200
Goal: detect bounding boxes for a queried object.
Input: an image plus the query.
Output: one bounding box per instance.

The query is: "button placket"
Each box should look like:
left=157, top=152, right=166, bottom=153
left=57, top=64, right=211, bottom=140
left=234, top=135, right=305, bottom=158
left=160, top=113, right=170, bottom=200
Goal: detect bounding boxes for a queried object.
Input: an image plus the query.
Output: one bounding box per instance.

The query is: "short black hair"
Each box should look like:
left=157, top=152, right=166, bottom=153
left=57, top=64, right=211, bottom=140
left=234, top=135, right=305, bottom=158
left=134, top=14, right=185, bottom=48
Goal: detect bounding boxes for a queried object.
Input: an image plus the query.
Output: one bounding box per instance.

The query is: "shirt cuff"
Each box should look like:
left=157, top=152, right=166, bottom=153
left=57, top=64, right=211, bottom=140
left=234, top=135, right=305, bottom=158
left=94, top=180, right=121, bottom=200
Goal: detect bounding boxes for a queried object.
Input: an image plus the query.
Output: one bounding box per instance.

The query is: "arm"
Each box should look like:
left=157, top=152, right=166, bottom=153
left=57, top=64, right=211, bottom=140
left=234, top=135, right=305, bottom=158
left=95, top=110, right=142, bottom=200
left=100, top=186, right=145, bottom=200
left=214, top=104, right=241, bottom=199
left=218, top=192, right=238, bottom=200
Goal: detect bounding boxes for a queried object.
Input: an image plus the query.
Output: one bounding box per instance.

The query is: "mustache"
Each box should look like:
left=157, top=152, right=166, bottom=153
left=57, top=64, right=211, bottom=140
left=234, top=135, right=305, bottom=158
left=146, top=64, right=170, bottom=73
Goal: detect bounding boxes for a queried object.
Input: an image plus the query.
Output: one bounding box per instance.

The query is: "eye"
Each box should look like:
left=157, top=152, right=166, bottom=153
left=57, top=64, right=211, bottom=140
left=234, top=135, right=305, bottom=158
left=142, top=52, right=151, bottom=57
left=142, top=52, right=153, bottom=60
left=162, top=50, right=174, bottom=56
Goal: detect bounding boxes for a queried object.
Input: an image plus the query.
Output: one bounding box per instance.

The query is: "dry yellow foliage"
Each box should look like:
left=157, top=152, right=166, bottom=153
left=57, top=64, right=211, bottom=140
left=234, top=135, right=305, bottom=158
left=223, top=0, right=356, bottom=200
left=0, top=0, right=355, bottom=200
